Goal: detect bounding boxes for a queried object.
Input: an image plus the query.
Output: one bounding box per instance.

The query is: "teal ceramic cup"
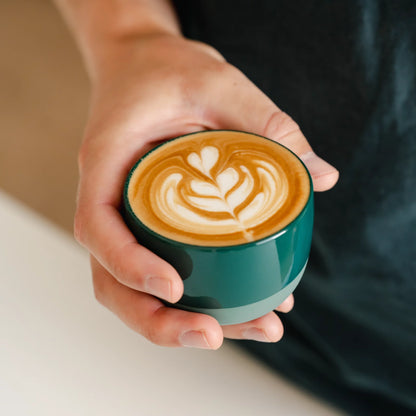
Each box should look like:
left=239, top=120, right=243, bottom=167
left=122, top=131, right=313, bottom=325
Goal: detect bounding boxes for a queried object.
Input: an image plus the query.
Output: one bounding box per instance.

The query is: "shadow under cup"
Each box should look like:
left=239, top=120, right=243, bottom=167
left=122, top=134, right=314, bottom=325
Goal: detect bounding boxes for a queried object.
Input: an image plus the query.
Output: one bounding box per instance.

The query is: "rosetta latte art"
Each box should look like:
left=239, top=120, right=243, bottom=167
left=156, top=146, right=288, bottom=241
left=128, top=131, right=310, bottom=246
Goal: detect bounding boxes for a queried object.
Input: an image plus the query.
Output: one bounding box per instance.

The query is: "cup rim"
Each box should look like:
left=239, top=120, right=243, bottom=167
left=123, top=129, right=313, bottom=251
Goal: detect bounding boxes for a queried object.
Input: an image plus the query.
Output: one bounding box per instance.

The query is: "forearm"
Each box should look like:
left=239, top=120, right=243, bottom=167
left=53, top=0, right=181, bottom=82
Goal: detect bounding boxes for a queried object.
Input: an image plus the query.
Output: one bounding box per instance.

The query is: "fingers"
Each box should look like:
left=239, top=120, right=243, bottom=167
left=75, top=131, right=190, bottom=304
left=92, top=251, right=294, bottom=347
left=75, top=203, right=184, bottom=303
left=300, top=151, right=340, bottom=192
left=222, top=312, right=284, bottom=342
left=91, top=256, right=223, bottom=349
left=221, top=294, right=294, bottom=341
left=201, top=65, right=339, bottom=192
left=275, top=294, right=294, bottom=313
left=76, top=146, right=184, bottom=303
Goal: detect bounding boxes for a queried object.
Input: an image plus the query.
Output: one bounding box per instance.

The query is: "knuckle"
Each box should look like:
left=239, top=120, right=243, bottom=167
left=190, top=39, right=226, bottom=62
left=196, top=60, right=235, bottom=87
left=103, top=242, right=138, bottom=286
left=97, top=240, right=152, bottom=293
left=210, top=61, right=242, bottom=81
left=103, top=244, right=124, bottom=280
left=187, top=314, right=209, bottom=329
left=142, top=310, right=166, bottom=345
left=209, top=59, right=231, bottom=74
left=263, top=110, right=301, bottom=141
left=144, top=324, right=160, bottom=345
left=177, top=60, right=231, bottom=101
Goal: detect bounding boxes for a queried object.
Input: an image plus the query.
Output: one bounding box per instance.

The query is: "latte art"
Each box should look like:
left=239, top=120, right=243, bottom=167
left=127, top=131, right=310, bottom=246
left=156, top=146, right=289, bottom=241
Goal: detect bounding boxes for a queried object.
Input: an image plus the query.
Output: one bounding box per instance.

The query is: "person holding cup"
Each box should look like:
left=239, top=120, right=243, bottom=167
left=54, top=0, right=416, bottom=414
left=55, top=0, right=338, bottom=348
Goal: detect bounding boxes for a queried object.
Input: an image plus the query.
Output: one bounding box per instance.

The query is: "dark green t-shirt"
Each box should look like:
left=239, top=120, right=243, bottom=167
left=173, top=1, right=416, bottom=414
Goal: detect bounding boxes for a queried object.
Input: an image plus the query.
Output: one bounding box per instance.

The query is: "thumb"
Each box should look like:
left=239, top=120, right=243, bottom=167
left=202, top=66, right=339, bottom=192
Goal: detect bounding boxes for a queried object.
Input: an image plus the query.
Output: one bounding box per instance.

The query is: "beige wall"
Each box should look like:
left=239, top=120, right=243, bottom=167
left=0, top=0, right=90, bottom=232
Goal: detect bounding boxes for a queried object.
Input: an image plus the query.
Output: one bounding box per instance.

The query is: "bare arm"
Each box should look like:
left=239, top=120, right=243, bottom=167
left=53, top=0, right=181, bottom=82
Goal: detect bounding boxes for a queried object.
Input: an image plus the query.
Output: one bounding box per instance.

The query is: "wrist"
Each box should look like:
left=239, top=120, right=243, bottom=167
left=89, top=32, right=183, bottom=87
left=54, top=0, right=182, bottom=82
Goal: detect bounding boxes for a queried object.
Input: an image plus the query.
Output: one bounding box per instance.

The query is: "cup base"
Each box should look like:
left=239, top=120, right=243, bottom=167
left=172, top=261, right=307, bottom=325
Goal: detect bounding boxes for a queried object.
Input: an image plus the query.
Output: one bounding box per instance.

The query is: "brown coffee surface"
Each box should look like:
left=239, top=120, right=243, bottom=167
left=127, top=131, right=310, bottom=246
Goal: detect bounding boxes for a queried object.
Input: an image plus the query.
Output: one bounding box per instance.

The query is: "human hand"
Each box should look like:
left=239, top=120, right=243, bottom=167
left=74, top=35, right=339, bottom=349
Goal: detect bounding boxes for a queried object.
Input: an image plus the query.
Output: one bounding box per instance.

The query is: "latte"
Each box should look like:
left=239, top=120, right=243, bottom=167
left=127, top=130, right=310, bottom=246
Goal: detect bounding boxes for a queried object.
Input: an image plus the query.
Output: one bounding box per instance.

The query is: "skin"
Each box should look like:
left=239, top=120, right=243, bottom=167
left=55, top=0, right=339, bottom=349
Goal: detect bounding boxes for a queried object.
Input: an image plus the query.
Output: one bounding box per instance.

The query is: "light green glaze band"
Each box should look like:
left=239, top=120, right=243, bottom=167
left=173, top=261, right=307, bottom=325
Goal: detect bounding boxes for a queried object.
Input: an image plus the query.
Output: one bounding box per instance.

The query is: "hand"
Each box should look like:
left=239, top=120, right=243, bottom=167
left=74, top=35, right=339, bottom=349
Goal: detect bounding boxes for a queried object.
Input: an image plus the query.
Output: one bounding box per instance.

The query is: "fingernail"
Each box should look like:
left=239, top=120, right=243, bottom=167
left=179, top=330, right=212, bottom=349
left=242, top=328, right=270, bottom=342
left=145, top=276, right=172, bottom=301
left=301, top=151, right=338, bottom=177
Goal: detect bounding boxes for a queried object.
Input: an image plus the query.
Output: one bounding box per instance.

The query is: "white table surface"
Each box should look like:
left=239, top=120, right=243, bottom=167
left=0, top=190, right=342, bottom=416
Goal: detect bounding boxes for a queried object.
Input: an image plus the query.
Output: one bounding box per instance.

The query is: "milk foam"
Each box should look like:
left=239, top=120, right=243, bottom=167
left=128, top=131, right=310, bottom=246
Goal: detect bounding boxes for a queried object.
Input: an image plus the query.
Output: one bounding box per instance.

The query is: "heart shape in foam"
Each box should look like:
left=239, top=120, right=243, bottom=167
left=187, top=146, right=219, bottom=177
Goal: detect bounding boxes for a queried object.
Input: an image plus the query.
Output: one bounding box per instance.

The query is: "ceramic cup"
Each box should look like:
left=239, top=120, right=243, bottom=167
left=122, top=131, right=314, bottom=325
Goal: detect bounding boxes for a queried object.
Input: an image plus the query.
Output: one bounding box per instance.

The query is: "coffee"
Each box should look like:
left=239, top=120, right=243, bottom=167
left=127, top=130, right=310, bottom=246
